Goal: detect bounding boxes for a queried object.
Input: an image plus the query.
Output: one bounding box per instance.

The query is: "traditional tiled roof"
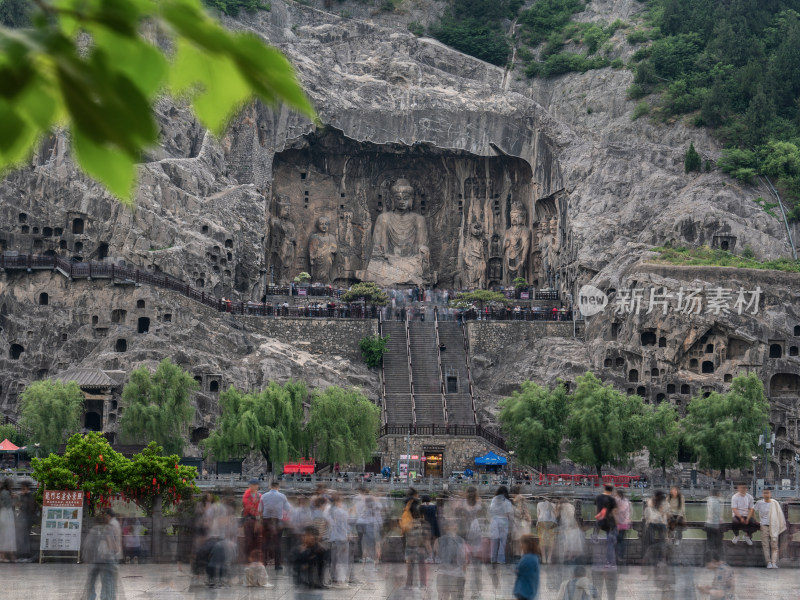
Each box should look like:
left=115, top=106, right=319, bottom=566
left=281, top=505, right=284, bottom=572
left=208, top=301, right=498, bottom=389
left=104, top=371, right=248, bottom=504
left=56, top=368, right=115, bottom=389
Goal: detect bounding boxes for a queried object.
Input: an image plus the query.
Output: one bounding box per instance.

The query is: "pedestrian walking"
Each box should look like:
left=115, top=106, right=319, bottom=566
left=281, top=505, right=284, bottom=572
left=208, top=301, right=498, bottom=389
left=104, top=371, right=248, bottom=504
left=15, top=481, right=37, bottom=563
left=593, top=484, right=618, bottom=568
left=258, top=480, right=292, bottom=571
left=536, top=497, right=557, bottom=564
left=614, top=489, right=631, bottom=565
left=0, top=479, right=16, bottom=563
left=644, top=490, right=668, bottom=566
left=513, top=535, right=541, bottom=600
left=489, top=486, right=514, bottom=564
left=704, top=489, right=723, bottom=560
left=753, top=487, right=787, bottom=568
left=242, top=479, right=262, bottom=559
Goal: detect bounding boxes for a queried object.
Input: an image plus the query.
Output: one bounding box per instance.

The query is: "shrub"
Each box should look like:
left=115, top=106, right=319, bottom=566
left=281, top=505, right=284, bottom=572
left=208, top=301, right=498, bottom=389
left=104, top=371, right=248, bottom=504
left=407, top=21, right=424, bottom=36
left=429, top=19, right=511, bottom=66
left=741, top=245, right=756, bottom=259
left=685, top=142, right=702, bottom=173
left=360, top=335, right=390, bottom=368
left=518, top=0, right=586, bottom=45
left=718, top=148, right=759, bottom=182
left=610, top=58, right=624, bottom=69
left=627, top=83, right=647, bottom=100
left=202, top=0, right=270, bottom=16
left=632, top=101, right=650, bottom=120
left=627, top=29, right=650, bottom=44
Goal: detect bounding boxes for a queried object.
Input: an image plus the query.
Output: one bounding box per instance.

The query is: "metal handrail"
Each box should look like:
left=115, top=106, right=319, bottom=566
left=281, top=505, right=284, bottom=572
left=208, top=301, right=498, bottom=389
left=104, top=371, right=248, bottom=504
left=433, top=307, right=448, bottom=425
left=378, top=312, right=388, bottom=427
left=405, top=312, right=415, bottom=426
left=460, top=320, right=478, bottom=425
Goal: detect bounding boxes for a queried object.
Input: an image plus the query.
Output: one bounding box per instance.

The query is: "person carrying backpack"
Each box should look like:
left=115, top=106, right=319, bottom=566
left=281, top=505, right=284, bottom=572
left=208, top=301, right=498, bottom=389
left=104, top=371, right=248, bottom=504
left=557, top=566, right=597, bottom=600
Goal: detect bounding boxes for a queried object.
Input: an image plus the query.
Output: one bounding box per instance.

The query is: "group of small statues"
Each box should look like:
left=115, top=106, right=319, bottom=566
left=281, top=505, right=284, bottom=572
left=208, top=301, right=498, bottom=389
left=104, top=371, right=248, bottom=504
left=267, top=177, right=543, bottom=288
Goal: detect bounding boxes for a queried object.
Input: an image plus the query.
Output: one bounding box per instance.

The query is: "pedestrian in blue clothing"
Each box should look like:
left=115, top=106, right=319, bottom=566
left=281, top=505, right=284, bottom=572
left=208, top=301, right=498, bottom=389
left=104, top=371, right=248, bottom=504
left=513, top=535, right=541, bottom=600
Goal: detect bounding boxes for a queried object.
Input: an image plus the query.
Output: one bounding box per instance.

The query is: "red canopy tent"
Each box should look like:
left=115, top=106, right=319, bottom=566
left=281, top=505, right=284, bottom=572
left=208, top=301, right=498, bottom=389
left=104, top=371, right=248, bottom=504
left=0, top=438, right=23, bottom=468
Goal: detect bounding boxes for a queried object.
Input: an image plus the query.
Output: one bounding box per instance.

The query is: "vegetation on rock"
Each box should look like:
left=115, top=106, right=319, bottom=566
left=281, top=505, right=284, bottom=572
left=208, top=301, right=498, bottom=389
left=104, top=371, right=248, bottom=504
left=684, top=142, right=701, bottom=173
left=359, top=334, right=390, bottom=368
left=650, top=245, right=800, bottom=272
left=629, top=1, right=800, bottom=217
left=341, top=281, right=389, bottom=307
left=448, top=289, right=508, bottom=309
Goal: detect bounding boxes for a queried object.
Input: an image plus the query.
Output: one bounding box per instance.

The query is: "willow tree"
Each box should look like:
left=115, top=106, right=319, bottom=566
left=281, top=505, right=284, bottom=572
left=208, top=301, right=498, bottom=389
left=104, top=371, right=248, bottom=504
left=306, top=386, right=381, bottom=466
left=566, top=372, right=648, bottom=477
left=498, top=381, right=569, bottom=473
left=20, top=380, right=84, bottom=455
left=120, top=359, right=198, bottom=455
left=203, top=381, right=307, bottom=471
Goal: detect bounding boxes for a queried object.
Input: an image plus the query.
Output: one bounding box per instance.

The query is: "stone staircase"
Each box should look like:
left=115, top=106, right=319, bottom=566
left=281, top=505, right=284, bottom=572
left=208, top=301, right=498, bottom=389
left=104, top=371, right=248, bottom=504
left=408, top=321, right=446, bottom=425
left=438, top=321, right=477, bottom=425
left=381, top=320, right=413, bottom=425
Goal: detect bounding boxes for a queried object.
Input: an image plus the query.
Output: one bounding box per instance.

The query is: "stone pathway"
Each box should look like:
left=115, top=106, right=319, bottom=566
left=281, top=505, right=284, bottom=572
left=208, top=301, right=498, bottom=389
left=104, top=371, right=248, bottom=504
left=0, top=561, right=797, bottom=600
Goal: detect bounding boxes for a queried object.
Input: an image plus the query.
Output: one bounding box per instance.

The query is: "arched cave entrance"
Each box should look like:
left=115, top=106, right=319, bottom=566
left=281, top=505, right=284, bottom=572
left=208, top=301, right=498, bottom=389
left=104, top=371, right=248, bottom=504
left=84, top=412, right=102, bottom=431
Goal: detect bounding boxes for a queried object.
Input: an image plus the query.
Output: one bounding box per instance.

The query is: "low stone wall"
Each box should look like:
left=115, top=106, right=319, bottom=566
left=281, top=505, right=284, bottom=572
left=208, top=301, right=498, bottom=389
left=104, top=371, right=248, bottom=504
left=241, top=316, right=378, bottom=361
left=380, top=434, right=506, bottom=477
left=466, top=320, right=579, bottom=356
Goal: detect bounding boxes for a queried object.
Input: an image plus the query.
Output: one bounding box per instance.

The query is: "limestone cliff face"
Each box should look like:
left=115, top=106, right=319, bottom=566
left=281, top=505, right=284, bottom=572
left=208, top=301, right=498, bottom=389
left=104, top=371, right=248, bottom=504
left=1, top=0, right=799, bottom=470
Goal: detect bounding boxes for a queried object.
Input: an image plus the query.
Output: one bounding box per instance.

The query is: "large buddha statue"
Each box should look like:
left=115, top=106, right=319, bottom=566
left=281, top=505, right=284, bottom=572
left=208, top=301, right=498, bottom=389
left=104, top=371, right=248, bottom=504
left=364, top=178, right=431, bottom=286
left=503, top=201, right=531, bottom=283
left=268, top=198, right=297, bottom=285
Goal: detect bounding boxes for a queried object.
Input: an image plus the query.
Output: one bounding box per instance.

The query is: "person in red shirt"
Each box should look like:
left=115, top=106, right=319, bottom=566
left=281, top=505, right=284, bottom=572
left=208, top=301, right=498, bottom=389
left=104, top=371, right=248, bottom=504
left=243, top=479, right=262, bottom=558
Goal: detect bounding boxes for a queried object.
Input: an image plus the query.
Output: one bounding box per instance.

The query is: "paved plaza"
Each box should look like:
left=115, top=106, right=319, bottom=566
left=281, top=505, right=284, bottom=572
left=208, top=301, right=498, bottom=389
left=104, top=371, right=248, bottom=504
left=0, top=561, right=798, bottom=600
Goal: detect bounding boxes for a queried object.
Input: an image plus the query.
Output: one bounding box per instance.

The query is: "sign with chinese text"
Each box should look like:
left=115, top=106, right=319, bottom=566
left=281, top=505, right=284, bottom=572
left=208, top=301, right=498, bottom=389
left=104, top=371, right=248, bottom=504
left=40, top=490, right=83, bottom=552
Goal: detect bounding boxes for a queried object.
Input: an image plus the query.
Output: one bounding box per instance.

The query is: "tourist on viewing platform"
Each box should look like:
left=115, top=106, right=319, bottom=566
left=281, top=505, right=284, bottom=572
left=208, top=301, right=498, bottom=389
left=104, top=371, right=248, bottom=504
left=536, top=496, right=557, bottom=564
left=513, top=535, right=541, bottom=600
left=753, top=488, right=786, bottom=568
left=489, top=485, right=514, bottom=565
left=258, top=480, right=292, bottom=571
left=242, top=479, right=262, bottom=559
left=730, top=483, right=756, bottom=546
left=704, top=489, right=723, bottom=559
left=667, top=486, right=687, bottom=546
left=614, top=489, right=631, bottom=564
left=644, top=490, right=668, bottom=566
left=404, top=502, right=432, bottom=590
left=511, top=486, right=532, bottom=561
left=593, top=484, right=618, bottom=569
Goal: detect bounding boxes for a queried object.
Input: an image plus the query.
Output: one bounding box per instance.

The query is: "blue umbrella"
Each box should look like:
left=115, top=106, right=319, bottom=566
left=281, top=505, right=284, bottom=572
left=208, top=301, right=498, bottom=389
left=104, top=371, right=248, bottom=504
left=474, top=451, right=507, bottom=466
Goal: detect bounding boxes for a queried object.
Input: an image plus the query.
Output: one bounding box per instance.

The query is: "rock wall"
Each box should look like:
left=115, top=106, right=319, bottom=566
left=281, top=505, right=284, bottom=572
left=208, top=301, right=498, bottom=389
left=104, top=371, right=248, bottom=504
left=379, top=434, right=507, bottom=477
left=466, top=320, right=581, bottom=357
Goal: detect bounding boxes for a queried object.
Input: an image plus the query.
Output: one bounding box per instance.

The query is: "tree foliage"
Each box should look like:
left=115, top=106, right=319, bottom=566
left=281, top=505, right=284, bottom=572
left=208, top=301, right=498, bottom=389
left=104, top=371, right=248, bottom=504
left=632, top=2, right=800, bottom=216
left=645, top=401, right=681, bottom=475
left=31, top=433, right=197, bottom=515
left=0, top=0, right=31, bottom=27
left=449, top=289, right=508, bottom=309
left=0, top=0, right=315, bottom=201
left=498, top=381, right=569, bottom=471
left=683, top=372, right=769, bottom=477
left=0, top=423, right=28, bottom=447
left=203, top=381, right=307, bottom=467
left=120, top=358, right=198, bottom=456
left=20, top=379, right=84, bottom=455
left=305, top=386, right=380, bottom=465
left=342, top=281, right=389, bottom=307
left=359, top=334, right=390, bottom=368
left=565, top=372, right=648, bottom=477
left=685, top=141, right=701, bottom=172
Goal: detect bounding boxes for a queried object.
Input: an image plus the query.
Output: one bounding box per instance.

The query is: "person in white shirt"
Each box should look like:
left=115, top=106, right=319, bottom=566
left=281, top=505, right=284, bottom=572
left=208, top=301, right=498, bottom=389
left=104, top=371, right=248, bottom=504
left=536, top=498, right=557, bottom=564
left=753, top=488, right=787, bottom=568
left=730, top=484, right=756, bottom=545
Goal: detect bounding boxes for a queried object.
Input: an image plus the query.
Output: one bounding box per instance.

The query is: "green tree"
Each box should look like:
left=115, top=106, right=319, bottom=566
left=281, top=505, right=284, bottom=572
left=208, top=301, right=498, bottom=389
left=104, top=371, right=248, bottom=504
left=498, top=381, right=568, bottom=472
left=359, top=334, right=390, bottom=368
left=31, top=433, right=197, bottom=515
left=120, top=359, right=199, bottom=456
left=19, top=380, right=84, bottom=455
left=203, top=381, right=307, bottom=470
left=0, top=0, right=314, bottom=201
left=645, top=402, right=681, bottom=476
left=744, top=85, right=775, bottom=146
left=685, top=142, right=701, bottom=173
left=683, top=372, right=769, bottom=478
left=306, top=386, right=380, bottom=466
left=0, top=423, right=28, bottom=447
left=449, top=289, right=508, bottom=310
left=565, top=372, right=648, bottom=477
left=342, top=281, right=389, bottom=308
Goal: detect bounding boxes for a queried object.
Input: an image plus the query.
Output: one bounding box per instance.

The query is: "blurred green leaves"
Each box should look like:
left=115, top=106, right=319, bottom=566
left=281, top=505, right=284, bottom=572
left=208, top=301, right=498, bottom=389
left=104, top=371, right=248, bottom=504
left=0, top=0, right=315, bottom=203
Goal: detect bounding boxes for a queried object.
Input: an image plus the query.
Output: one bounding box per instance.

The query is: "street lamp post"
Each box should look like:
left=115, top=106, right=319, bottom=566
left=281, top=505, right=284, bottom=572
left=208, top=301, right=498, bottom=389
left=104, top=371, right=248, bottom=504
left=759, top=425, right=775, bottom=483
left=509, top=450, right=515, bottom=485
